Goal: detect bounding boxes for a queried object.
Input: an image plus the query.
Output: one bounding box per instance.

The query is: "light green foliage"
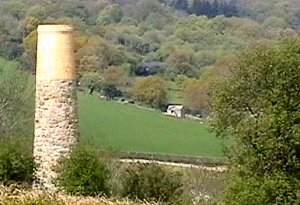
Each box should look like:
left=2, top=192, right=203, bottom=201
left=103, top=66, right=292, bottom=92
left=133, top=76, right=167, bottom=108
left=80, top=72, right=102, bottom=94
left=2, top=0, right=300, bottom=106
left=76, top=37, right=128, bottom=72
left=262, top=16, right=288, bottom=30
left=145, top=12, right=169, bottom=30
left=96, top=4, right=123, bottom=26
left=224, top=174, right=300, bottom=205
left=78, top=55, right=101, bottom=74
left=104, top=24, right=144, bottom=55
left=0, top=58, right=34, bottom=137
left=210, top=38, right=300, bottom=204
left=165, top=48, right=200, bottom=77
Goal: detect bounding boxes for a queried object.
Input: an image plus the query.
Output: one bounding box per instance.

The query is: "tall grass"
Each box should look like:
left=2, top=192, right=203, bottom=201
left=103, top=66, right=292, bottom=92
left=0, top=185, right=155, bottom=205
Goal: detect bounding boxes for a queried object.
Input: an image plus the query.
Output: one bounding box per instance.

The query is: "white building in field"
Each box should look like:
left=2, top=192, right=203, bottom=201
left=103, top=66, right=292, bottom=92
left=166, top=105, right=185, bottom=118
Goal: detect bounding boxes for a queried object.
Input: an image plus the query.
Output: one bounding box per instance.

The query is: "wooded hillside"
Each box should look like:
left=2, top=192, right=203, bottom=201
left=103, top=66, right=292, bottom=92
left=1, top=0, right=299, bottom=113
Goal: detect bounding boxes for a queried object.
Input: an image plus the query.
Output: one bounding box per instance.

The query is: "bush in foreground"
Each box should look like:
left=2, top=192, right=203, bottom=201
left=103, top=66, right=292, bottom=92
left=55, top=144, right=110, bottom=196
left=0, top=136, right=35, bottom=185
left=223, top=174, right=300, bottom=205
left=121, top=163, right=183, bottom=203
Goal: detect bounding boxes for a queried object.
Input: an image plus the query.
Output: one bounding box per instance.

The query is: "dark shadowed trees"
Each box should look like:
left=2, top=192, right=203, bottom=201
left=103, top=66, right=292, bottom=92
left=171, top=0, right=189, bottom=11
left=190, top=0, right=238, bottom=17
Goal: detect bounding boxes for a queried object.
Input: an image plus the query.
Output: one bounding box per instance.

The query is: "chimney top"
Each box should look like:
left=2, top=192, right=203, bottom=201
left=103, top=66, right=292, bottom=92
left=37, top=24, right=73, bottom=33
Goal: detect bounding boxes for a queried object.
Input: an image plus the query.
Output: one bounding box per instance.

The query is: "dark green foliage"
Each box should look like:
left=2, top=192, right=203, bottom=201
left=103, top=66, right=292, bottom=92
left=190, top=0, right=238, bottom=17
left=210, top=38, right=300, bottom=204
left=121, top=163, right=183, bottom=203
left=0, top=136, right=35, bottom=185
left=96, top=4, right=123, bottom=26
left=101, top=83, right=122, bottom=99
left=56, top=144, right=110, bottom=196
left=172, top=0, right=189, bottom=11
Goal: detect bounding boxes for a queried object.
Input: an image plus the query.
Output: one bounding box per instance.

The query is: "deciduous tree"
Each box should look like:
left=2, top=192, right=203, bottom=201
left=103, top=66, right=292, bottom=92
left=80, top=72, right=102, bottom=94
left=96, top=4, right=123, bottom=26
left=210, top=38, right=300, bottom=204
left=134, top=76, right=167, bottom=108
left=165, top=48, right=199, bottom=77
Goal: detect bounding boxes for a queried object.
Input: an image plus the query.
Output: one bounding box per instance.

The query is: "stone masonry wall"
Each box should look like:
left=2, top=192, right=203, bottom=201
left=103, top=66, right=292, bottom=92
left=34, top=79, right=78, bottom=188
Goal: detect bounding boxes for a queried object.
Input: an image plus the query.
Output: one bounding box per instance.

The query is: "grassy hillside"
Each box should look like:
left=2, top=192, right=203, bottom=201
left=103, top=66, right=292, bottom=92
left=78, top=93, right=225, bottom=157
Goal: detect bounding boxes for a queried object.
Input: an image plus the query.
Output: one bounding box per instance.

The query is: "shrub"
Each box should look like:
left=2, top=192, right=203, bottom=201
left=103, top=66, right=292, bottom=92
left=223, top=175, right=300, bottom=205
left=55, top=144, right=110, bottom=196
left=0, top=136, right=35, bottom=185
left=120, top=163, right=183, bottom=203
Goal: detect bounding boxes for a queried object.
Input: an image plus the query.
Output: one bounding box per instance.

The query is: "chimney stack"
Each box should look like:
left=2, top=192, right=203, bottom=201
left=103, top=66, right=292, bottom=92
left=34, top=25, right=79, bottom=188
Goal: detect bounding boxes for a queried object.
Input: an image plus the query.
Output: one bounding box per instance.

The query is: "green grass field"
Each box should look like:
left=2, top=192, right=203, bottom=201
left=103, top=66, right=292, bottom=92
left=78, top=93, right=225, bottom=157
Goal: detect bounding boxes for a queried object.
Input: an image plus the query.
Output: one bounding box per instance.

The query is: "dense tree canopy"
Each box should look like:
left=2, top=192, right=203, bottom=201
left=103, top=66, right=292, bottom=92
left=0, top=0, right=300, bottom=108
left=209, top=38, right=300, bottom=204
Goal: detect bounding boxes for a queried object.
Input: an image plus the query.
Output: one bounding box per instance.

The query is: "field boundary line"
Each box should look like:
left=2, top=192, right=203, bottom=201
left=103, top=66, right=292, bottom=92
left=119, top=159, right=227, bottom=172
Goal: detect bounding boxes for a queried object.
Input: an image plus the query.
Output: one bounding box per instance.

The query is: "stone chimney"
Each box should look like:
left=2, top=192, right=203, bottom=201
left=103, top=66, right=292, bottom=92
left=34, top=25, right=79, bottom=188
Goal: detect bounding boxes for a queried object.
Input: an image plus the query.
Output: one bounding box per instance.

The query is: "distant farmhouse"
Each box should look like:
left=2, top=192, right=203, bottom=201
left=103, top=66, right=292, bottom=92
left=166, top=105, right=185, bottom=118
